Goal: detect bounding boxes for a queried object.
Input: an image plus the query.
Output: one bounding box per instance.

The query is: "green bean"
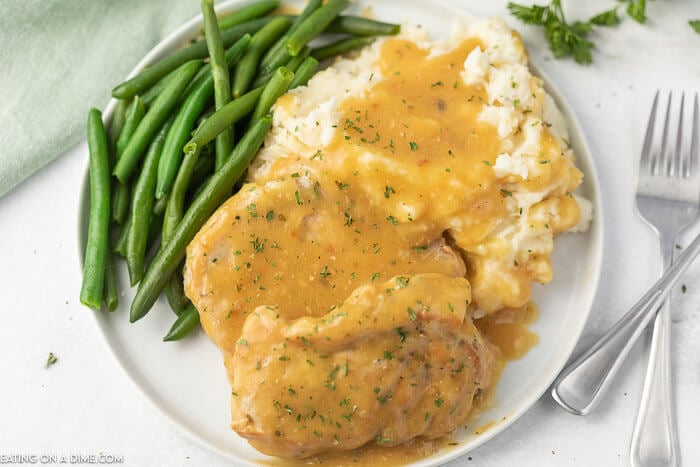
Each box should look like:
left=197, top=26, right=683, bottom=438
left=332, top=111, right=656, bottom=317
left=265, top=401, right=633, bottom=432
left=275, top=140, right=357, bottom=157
left=142, top=71, right=179, bottom=109
left=259, top=0, right=322, bottom=73
left=115, top=97, right=145, bottom=162
left=312, top=36, right=375, bottom=61
left=163, top=304, right=200, bottom=341
left=162, top=149, right=199, bottom=244
left=203, top=0, right=235, bottom=171
left=156, top=35, right=251, bottom=201
left=285, top=0, right=350, bottom=57
left=107, top=98, right=129, bottom=163
left=192, top=107, right=215, bottom=137
left=232, top=17, right=291, bottom=98
left=103, top=251, right=119, bottom=311
left=191, top=148, right=215, bottom=187
left=326, top=15, right=401, bottom=36
left=252, top=46, right=310, bottom=89
left=218, top=0, right=279, bottom=31
left=80, top=109, right=111, bottom=310
left=189, top=174, right=212, bottom=200
left=146, top=212, right=164, bottom=255
left=250, top=67, right=293, bottom=123
left=111, top=182, right=131, bottom=225
left=184, top=87, right=263, bottom=155
left=288, top=56, right=319, bottom=89
left=111, top=18, right=272, bottom=100
left=153, top=194, right=169, bottom=217
left=164, top=267, right=189, bottom=316
left=113, top=213, right=131, bottom=258
left=162, top=142, right=215, bottom=244
left=126, top=119, right=172, bottom=286
left=112, top=98, right=145, bottom=224
left=114, top=60, right=201, bottom=183
left=130, top=116, right=272, bottom=322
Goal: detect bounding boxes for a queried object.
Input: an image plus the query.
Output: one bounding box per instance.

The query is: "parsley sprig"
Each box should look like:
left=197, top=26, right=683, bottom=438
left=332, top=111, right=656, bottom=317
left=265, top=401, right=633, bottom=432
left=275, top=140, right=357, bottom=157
left=690, top=20, right=700, bottom=34
left=626, top=0, right=647, bottom=24
left=507, top=0, right=619, bottom=64
left=510, top=1, right=698, bottom=64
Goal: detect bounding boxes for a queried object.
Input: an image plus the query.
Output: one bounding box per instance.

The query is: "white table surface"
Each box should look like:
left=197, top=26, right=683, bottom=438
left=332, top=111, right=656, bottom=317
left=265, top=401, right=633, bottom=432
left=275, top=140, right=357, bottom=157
left=2, top=1, right=700, bottom=466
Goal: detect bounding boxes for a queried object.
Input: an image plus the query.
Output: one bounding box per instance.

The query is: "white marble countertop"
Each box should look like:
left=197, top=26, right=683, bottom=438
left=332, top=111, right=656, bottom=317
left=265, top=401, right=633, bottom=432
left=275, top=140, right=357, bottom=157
left=1, top=0, right=700, bottom=465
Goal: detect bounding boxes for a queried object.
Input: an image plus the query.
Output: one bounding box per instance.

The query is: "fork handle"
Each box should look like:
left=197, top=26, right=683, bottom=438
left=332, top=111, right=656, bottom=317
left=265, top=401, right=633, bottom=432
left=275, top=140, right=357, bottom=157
left=631, top=236, right=679, bottom=467
left=551, top=230, right=700, bottom=415
left=630, top=302, right=679, bottom=466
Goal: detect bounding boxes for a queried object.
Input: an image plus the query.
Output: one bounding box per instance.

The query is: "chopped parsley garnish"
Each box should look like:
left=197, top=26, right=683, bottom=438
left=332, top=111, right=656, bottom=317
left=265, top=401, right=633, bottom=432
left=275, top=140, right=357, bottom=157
left=45, top=352, right=58, bottom=368
left=407, top=307, right=417, bottom=321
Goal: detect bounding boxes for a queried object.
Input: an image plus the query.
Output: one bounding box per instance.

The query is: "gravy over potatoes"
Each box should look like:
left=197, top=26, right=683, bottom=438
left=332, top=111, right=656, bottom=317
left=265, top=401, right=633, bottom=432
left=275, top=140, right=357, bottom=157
left=184, top=17, right=588, bottom=459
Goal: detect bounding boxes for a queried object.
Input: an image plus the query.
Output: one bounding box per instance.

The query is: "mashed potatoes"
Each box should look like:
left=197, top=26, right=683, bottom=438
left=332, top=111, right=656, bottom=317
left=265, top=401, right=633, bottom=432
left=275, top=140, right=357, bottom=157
left=184, top=16, right=590, bottom=459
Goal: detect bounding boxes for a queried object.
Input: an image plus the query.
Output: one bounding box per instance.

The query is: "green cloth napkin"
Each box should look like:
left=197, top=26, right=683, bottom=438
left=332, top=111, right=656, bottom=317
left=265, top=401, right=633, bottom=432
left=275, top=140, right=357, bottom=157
left=0, top=0, right=206, bottom=197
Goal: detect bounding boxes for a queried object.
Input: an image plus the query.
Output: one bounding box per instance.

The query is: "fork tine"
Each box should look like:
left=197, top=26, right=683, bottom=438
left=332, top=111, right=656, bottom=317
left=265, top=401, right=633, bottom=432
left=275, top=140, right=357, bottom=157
left=654, top=91, right=672, bottom=175
left=640, top=90, right=660, bottom=173
left=672, top=92, right=685, bottom=177
left=689, top=93, right=699, bottom=178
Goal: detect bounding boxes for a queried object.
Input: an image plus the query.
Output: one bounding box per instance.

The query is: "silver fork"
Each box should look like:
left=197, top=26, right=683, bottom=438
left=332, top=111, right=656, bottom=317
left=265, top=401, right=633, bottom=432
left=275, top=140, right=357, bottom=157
left=551, top=92, right=699, bottom=433
left=631, top=91, right=699, bottom=467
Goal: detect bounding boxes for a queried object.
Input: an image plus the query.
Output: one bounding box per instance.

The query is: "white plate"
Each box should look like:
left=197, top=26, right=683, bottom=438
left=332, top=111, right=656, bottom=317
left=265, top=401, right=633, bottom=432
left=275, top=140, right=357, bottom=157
left=79, top=0, right=604, bottom=464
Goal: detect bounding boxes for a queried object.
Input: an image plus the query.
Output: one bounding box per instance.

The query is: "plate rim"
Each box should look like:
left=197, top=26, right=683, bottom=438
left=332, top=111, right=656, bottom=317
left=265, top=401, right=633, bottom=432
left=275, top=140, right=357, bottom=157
left=78, top=0, right=605, bottom=464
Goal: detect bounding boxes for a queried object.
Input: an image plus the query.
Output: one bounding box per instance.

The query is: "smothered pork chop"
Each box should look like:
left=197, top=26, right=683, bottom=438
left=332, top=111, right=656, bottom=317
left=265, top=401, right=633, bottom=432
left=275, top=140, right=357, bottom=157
left=184, top=18, right=590, bottom=459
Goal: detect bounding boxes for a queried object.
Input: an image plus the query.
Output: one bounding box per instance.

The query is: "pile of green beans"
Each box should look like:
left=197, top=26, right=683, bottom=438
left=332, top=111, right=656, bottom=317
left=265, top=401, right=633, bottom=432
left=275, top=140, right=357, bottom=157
left=79, top=0, right=400, bottom=342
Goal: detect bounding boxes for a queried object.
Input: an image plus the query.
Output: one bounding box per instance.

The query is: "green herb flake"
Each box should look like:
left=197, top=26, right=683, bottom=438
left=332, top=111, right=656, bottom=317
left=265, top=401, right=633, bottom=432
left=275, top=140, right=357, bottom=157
left=294, top=190, right=303, bottom=205
left=407, top=307, right=417, bottom=321
left=500, top=189, right=513, bottom=197
left=247, top=203, right=258, bottom=218
left=250, top=236, right=265, bottom=252
left=45, top=352, right=58, bottom=368
left=384, top=185, right=396, bottom=199
left=265, top=210, right=275, bottom=221
left=377, top=390, right=392, bottom=405
left=398, top=328, right=406, bottom=342
left=409, top=141, right=419, bottom=151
